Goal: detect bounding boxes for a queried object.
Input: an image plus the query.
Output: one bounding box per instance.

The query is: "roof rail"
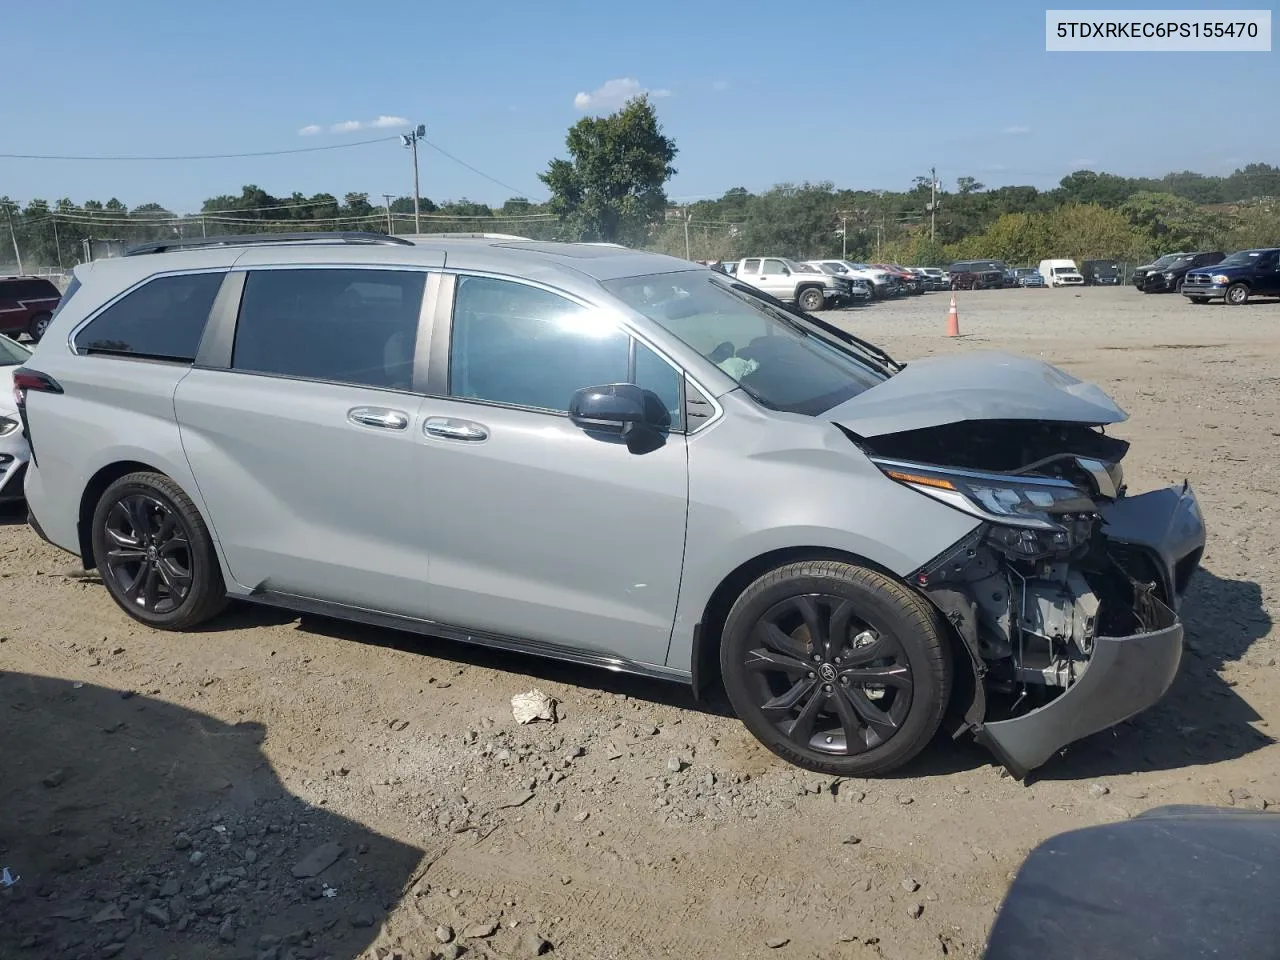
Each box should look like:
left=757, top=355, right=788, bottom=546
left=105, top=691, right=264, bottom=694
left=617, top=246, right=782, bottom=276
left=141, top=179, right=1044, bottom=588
left=402, top=232, right=531, bottom=241
left=123, top=231, right=413, bottom=256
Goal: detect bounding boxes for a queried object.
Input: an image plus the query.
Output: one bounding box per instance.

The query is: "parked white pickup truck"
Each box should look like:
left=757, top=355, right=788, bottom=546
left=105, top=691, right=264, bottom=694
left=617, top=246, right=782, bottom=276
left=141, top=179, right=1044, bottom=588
left=733, top=257, right=851, bottom=311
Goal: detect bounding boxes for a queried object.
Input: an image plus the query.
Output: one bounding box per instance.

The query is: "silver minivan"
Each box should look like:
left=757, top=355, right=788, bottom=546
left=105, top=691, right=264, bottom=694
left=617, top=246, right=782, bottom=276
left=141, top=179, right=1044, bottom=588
left=15, top=232, right=1206, bottom=778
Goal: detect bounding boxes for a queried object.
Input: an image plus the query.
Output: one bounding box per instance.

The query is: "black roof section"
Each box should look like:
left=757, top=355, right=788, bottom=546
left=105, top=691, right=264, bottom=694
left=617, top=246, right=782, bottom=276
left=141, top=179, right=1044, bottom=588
left=123, top=231, right=413, bottom=256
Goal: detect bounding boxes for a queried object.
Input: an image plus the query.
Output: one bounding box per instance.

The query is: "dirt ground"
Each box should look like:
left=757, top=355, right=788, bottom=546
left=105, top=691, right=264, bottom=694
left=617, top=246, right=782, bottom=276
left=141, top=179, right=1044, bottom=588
left=2, top=286, right=1277, bottom=960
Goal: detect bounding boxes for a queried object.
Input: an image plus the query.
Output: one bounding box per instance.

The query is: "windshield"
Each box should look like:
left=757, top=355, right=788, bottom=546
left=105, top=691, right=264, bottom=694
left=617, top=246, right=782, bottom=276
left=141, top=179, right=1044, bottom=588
left=0, top=335, right=32, bottom=366
left=793, top=263, right=821, bottom=274
left=1150, top=254, right=1182, bottom=267
left=817, top=263, right=843, bottom=275
left=603, top=272, right=889, bottom=416
left=1219, top=250, right=1268, bottom=266
left=1053, top=266, right=1078, bottom=274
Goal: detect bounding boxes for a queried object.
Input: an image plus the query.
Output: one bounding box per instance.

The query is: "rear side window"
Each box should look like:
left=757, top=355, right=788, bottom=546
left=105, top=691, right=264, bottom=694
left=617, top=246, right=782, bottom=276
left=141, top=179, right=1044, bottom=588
left=74, top=272, right=224, bottom=362
left=233, top=268, right=425, bottom=390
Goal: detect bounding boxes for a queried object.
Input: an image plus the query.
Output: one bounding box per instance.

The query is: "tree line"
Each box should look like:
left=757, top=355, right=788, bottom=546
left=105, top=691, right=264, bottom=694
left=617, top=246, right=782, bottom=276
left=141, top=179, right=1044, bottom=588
left=3, top=96, right=1278, bottom=273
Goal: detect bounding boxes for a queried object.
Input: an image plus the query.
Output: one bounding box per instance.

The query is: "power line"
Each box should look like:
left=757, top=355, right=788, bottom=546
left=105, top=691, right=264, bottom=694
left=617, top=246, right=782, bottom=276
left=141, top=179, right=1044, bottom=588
left=0, top=136, right=400, bottom=162
left=421, top=137, right=544, bottom=201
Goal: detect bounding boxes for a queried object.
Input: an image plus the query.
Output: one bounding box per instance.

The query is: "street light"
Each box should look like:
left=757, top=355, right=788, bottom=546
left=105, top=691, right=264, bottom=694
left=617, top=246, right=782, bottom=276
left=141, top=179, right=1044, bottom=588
left=401, top=124, right=426, bottom=233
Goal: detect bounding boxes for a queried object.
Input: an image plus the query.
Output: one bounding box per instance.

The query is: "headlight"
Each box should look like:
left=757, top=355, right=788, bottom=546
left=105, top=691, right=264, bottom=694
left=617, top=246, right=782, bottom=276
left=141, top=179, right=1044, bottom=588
left=874, top=459, right=1095, bottom=531
left=0, top=415, right=19, bottom=438
left=1163, top=272, right=1175, bottom=279
left=1212, top=274, right=1229, bottom=284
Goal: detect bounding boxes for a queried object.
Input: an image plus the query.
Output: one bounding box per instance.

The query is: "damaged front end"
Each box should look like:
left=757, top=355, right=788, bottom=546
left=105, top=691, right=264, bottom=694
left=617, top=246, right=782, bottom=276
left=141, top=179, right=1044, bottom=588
left=864, top=420, right=1206, bottom=779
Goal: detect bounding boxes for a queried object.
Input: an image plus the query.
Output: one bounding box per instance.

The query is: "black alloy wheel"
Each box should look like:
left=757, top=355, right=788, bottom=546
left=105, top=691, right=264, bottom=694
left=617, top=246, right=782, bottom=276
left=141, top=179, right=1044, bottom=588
left=746, top=593, right=913, bottom=755
left=101, top=493, right=193, bottom=615
left=92, top=471, right=228, bottom=629
left=720, top=560, right=951, bottom=776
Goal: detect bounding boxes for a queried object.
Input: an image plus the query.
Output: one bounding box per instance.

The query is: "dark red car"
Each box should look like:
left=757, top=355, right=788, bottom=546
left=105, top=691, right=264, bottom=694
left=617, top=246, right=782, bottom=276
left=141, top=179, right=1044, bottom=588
left=0, top=276, right=62, bottom=341
left=872, top=263, right=923, bottom=295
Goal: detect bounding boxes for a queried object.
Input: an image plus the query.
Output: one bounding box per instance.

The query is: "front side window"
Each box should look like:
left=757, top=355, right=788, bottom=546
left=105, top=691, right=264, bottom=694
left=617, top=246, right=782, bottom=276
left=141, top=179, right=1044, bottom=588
left=73, top=272, right=224, bottom=362
left=761, top=259, right=789, bottom=276
left=604, top=271, right=887, bottom=416
left=232, top=269, right=425, bottom=389
left=448, top=275, right=680, bottom=420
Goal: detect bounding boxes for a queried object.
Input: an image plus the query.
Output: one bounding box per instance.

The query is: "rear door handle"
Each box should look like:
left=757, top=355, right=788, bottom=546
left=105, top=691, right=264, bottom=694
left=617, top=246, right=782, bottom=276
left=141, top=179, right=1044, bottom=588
left=424, top=417, right=489, bottom=442
left=348, top=406, right=409, bottom=430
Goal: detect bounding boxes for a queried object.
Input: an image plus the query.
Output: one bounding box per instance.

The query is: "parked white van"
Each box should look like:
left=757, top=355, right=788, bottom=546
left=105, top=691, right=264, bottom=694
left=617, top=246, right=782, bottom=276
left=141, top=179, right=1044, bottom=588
left=1039, top=259, right=1085, bottom=287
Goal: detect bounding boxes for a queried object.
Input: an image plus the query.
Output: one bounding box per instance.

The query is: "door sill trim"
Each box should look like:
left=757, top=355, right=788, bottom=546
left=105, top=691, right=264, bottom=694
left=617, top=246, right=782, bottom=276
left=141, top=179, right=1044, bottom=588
left=240, top=589, right=691, bottom=684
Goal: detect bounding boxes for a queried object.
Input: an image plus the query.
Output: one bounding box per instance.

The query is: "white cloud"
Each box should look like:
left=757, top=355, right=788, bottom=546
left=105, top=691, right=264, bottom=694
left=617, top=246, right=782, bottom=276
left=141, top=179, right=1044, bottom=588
left=298, top=115, right=411, bottom=136
left=712, top=80, right=730, bottom=92
left=573, top=77, right=670, bottom=112
left=1003, top=125, right=1031, bottom=135
left=297, top=124, right=323, bottom=136
left=330, top=120, right=363, bottom=133
left=371, top=115, right=408, bottom=129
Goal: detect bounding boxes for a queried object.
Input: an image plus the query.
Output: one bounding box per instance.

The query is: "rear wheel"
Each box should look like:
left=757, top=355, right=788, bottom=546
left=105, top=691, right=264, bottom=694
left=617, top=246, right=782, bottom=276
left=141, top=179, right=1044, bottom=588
left=27, top=313, right=51, bottom=341
left=797, top=287, right=825, bottom=312
left=720, top=560, right=952, bottom=777
left=1225, top=283, right=1250, bottom=306
left=91, top=472, right=228, bottom=630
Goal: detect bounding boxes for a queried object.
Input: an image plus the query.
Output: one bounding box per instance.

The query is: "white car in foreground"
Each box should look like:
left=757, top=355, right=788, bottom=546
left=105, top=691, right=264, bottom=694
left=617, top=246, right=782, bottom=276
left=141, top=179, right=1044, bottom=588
left=0, top=335, right=33, bottom=503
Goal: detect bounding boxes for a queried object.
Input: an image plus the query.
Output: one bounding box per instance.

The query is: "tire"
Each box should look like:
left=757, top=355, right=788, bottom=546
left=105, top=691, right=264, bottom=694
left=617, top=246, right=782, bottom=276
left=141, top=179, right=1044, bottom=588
left=1225, top=283, right=1250, bottom=306
left=27, top=313, right=52, bottom=341
left=972, top=280, right=984, bottom=291
left=1174, top=279, right=1185, bottom=294
left=720, top=560, right=952, bottom=777
left=91, top=471, right=228, bottom=630
left=797, top=287, right=824, bottom=312
left=1189, top=297, right=1209, bottom=305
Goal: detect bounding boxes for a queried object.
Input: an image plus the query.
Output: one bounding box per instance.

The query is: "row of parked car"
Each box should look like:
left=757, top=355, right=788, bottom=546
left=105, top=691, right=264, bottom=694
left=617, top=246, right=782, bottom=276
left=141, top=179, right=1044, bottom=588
left=698, top=258, right=949, bottom=311
left=948, top=259, right=1126, bottom=290
left=1134, top=248, right=1280, bottom=305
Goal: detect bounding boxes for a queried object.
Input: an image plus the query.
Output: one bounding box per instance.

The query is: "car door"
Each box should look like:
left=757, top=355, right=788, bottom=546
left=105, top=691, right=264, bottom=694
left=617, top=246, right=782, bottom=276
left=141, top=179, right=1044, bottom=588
left=174, top=265, right=436, bottom=617
left=414, top=273, right=689, bottom=667
left=1255, top=251, right=1280, bottom=294
left=758, top=258, right=795, bottom=299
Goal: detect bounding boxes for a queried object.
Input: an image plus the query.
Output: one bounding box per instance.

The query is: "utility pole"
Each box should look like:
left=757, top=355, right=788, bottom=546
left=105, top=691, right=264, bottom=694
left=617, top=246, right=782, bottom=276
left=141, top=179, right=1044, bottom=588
left=836, top=211, right=851, bottom=260
left=52, top=216, right=62, bottom=271
left=382, top=194, right=395, bottom=235
left=401, top=124, right=426, bottom=233
left=683, top=209, right=692, bottom=260
left=925, top=166, right=943, bottom=243
left=4, top=203, right=22, bottom=274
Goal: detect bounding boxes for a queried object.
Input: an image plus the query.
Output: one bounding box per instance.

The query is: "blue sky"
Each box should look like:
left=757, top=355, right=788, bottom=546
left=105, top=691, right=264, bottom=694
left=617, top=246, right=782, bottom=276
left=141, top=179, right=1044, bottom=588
left=2, top=0, right=1276, bottom=212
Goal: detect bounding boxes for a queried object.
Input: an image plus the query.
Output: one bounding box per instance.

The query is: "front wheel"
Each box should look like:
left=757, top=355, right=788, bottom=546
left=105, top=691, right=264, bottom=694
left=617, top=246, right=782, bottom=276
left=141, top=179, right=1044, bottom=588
left=91, top=472, right=228, bottom=630
left=720, top=560, right=952, bottom=777
left=1225, top=283, right=1250, bottom=306
left=797, top=287, right=825, bottom=312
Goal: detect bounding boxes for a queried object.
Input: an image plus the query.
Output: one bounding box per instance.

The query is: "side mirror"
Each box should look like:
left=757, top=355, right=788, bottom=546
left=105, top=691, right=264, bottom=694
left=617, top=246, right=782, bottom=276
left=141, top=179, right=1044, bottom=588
left=780, top=267, right=791, bottom=275
left=568, top=383, right=669, bottom=454
left=569, top=383, right=648, bottom=426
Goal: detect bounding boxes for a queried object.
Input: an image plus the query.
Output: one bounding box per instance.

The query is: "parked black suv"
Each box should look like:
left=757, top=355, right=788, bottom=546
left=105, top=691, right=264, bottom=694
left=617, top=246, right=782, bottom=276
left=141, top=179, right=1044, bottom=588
left=0, top=276, right=62, bottom=341
left=1182, top=248, right=1280, bottom=305
left=1080, top=259, right=1121, bottom=286
left=1132, top=251, right=1224, bottom=294
left=949, top=259, right=1006, bottom=290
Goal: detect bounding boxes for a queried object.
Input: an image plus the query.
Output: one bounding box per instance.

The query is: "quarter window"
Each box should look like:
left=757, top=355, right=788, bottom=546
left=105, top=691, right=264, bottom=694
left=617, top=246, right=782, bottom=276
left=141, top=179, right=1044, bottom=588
left=73, top=272, right=224, bottom=362
left=448, top=275, right=681, bottom=421
left=232, top=269, right=425, bottom=389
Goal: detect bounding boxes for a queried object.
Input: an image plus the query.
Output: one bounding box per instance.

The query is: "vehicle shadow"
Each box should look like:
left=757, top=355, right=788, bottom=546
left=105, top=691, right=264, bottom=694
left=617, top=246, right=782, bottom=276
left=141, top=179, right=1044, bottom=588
left=0, top=673, right=423, bottom=959
left=294, top=613, right=739, bottom=719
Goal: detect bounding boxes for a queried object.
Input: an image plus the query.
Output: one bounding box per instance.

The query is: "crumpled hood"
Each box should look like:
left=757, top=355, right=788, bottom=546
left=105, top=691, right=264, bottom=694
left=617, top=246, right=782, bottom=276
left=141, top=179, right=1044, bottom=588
left=826, top=351, right=1128, bottom=438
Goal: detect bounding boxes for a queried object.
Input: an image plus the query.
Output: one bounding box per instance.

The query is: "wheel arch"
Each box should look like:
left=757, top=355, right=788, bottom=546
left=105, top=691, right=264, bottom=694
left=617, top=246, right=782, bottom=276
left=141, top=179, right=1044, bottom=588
left=690, top=545, right=925, bottom=700
left=77, top=460, right=181, bottom=568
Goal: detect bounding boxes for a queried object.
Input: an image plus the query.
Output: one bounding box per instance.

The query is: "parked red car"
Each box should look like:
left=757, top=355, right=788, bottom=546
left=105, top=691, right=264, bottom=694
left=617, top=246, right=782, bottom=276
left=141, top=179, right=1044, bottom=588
left=873, top=263, right=923, bottom=295
left=0, top=276, right=62, bottom=341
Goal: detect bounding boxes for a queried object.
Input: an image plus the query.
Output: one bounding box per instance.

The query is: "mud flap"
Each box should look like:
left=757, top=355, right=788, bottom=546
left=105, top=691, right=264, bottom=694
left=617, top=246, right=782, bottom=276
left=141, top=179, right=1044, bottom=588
left=976, top=596, right=1182, bottom=779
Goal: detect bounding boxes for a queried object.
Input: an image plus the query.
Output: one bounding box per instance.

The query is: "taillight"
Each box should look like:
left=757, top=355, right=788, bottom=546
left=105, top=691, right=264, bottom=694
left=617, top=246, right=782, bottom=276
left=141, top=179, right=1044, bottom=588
left=12, top=367, right=62, bottom=408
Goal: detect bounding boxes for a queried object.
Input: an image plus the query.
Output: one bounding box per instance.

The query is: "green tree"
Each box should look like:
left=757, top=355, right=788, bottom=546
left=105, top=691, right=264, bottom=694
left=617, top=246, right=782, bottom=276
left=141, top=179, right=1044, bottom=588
left=1054, top=170, right=1134, bottom=208
left=956, top=176, right=984, bottom=195
left=1119, top=191, right=1228, bottom=252
left=540, top=94, right=677, bottom=244
left=1045, top=204, right=1144, bottom=261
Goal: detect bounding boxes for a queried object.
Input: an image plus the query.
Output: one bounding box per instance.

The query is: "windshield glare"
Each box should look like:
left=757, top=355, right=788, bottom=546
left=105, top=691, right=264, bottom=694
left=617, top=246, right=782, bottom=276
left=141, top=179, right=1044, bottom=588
left=603, top=272, right=886, bottom=416
left=793, top=263, right=820, bottom=273
left=0, top=335, right=32, bottom=366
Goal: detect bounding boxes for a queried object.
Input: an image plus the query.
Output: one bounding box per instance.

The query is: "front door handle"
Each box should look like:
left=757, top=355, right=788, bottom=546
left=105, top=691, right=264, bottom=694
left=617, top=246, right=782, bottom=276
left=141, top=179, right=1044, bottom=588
left=348, top=406, right=409, bottom=430
left=424, top=416, right=489, bottom=442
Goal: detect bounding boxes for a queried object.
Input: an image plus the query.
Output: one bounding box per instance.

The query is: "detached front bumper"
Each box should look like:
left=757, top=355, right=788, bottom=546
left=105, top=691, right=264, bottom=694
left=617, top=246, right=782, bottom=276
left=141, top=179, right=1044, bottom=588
left=975, top=482, right=1206, bottom=778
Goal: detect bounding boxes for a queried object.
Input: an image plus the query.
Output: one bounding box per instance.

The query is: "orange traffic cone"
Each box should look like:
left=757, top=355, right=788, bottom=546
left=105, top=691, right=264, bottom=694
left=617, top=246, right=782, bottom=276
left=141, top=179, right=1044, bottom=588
left=946, top=293, right=961, bottom=337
